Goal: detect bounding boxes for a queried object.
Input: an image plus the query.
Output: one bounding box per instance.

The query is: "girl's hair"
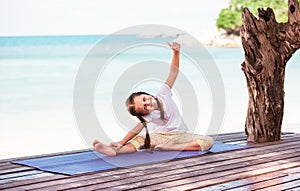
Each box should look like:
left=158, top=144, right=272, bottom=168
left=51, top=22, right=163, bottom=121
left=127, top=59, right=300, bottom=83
left=126, top=92, right=165, bottom=151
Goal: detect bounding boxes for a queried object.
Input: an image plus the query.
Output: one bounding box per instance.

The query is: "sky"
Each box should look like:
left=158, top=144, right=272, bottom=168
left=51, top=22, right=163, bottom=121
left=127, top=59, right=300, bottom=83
left=0, top=0, right=229, bottom=36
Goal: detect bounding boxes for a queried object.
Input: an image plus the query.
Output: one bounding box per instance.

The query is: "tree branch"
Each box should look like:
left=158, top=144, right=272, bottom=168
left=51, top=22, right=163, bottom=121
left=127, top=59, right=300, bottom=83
left=288, top=0, right=300, bottom=24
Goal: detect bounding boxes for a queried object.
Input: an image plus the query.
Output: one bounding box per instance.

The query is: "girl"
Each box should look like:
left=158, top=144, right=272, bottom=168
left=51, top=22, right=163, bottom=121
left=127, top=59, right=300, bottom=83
left=93, top=42, right=214, bottom=156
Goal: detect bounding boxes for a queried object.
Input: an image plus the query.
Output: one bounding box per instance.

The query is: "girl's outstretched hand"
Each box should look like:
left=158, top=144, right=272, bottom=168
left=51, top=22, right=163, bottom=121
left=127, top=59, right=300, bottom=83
left=168, top=42, right=181, bottom=52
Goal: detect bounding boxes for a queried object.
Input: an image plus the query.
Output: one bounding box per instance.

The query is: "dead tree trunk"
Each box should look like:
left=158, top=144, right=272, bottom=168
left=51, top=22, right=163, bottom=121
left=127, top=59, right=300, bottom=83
left=241, top=0, right=300, bottom=142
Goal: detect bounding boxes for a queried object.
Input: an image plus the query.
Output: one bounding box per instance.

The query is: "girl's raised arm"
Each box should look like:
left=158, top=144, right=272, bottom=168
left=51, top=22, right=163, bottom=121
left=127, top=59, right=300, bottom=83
left=165, top=42, right=181, bottom=89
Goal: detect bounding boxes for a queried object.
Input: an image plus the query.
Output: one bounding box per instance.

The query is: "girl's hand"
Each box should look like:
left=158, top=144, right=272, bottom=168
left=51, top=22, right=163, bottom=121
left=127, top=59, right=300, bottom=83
left=168, top=42, right=181, bottom=52
left=110, top=142, right=123, bottom=150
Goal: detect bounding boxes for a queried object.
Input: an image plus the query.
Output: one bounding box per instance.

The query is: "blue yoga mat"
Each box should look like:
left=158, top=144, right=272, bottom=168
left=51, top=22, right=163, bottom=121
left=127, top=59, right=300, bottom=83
left=13, top=142, right=250, bottom=175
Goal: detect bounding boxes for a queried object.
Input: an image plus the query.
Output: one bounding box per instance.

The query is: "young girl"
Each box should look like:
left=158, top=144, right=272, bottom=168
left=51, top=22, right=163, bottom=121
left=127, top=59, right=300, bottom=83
left=93, top=42, right=214, bottom=156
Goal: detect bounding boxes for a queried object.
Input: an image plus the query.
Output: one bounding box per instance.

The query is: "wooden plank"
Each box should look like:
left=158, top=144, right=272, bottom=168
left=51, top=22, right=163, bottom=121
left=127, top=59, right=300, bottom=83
left=285, top=186, right=300, bottom=191
left=198, top=166, right=300, bottom=190
left=210, top=132, right=247, bottom=142
left=0, top=166, right=34, bottom=175
left=229, top=171, right=300, bottom=191
left=210, top=132, right=245, bottom=137
left=257, top=179, right=300, bottom=191
left=214, top=135, right=247, bottom=143
left=280, top=133, right=300, bottom=140
left=0, top=172, right=54, bottom=185
left=0, top=170, right=43, bottom=180
left=0, top=163, right=19, bottom=171
left=246, top=136, right=300, bottom=148
left=0, top=174, right=66, bottom=190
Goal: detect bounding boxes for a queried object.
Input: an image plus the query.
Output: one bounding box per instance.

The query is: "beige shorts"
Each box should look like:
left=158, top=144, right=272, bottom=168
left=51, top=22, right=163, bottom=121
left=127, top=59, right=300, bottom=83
left=130, top=132, right=214, bottom=151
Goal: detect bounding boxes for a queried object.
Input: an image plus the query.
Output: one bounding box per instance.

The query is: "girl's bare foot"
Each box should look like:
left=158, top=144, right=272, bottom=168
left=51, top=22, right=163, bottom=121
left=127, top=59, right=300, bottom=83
left=93, top=140, right=100, bottom=148
left=94, top=142, right=117, bottom=156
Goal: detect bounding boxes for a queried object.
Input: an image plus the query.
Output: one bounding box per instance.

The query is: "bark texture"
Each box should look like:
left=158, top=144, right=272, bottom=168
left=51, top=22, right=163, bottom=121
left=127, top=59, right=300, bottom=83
left=241, top=0, right=300, bottom=142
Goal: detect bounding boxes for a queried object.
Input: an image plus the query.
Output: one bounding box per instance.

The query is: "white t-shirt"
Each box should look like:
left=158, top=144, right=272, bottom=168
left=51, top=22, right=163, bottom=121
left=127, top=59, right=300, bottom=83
left=143, top=83, right=188, bottom=133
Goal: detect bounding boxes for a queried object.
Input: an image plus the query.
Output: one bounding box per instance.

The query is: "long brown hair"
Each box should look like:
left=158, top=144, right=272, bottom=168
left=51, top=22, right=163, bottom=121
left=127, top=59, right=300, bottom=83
left=126, top=92, right=165, bottom=151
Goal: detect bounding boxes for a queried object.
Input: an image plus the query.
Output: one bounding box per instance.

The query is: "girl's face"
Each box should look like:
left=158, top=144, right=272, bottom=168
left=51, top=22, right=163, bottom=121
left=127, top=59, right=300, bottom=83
left=133, top=94, right=155, bottom=115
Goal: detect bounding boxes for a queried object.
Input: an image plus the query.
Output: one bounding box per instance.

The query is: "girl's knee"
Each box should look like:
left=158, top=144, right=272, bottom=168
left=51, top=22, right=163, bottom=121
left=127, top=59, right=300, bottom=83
left=131, top=136, right=145, bottom=150
left=196, top=136, right=214, bottom=151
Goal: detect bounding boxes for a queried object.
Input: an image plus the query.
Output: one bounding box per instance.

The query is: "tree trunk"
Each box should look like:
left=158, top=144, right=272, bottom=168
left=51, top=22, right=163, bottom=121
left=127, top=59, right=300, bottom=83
left=241, top=0, right=300, bottom=142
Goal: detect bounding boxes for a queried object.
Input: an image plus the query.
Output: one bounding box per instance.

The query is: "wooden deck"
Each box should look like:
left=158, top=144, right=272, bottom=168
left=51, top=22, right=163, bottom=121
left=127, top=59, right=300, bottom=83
left=1, top=132, right=300, bottom=190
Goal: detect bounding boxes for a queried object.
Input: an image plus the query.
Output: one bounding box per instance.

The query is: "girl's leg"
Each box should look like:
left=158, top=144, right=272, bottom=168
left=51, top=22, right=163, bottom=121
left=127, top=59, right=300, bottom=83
left=114, top=143, right=137, bottom=154
left=155, top=141, right=200, bottom=151
left=155, top=134, right=214, bottom=151
left=195, top=136, right=215, bottom=151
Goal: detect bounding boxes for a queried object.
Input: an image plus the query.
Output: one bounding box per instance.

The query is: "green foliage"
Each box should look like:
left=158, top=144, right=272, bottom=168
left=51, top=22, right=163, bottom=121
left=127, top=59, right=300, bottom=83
left=217, top=0, right=288, bottom=35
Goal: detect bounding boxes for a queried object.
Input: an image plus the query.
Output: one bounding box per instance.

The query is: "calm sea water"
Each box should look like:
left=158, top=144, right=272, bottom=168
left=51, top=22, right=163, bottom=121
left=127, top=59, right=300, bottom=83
left=1, top=35, right=299, bottom=159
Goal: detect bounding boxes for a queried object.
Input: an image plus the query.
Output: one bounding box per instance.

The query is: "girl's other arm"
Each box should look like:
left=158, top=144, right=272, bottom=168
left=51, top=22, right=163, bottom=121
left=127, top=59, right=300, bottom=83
left=110, top=122, right=144, bottom=149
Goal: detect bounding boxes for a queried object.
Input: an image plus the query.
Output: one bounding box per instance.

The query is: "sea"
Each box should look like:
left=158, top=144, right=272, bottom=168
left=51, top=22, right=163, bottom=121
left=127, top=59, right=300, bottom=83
left=1, top=35, right=300, bottom=160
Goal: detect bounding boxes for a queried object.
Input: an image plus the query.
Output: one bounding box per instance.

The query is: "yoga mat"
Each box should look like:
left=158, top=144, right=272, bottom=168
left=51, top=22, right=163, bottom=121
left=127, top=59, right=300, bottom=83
left=13, top=142, right=250, bottom=175
left=210, top=141, right=251, bottom=153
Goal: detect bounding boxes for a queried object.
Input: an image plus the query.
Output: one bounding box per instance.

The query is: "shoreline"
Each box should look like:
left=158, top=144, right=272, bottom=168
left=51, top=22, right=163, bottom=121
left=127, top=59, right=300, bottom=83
left=135, top=28, right=242, bottom=48
left=182, top=29, right=242, bottom=48
left=0, top=32, right=242, bottom=48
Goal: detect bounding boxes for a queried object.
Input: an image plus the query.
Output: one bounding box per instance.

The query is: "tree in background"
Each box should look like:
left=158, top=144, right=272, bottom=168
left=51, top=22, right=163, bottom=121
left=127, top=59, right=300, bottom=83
left=241, top=0, right=300, bottom=142
left=217, top=0, right=288, bottom=35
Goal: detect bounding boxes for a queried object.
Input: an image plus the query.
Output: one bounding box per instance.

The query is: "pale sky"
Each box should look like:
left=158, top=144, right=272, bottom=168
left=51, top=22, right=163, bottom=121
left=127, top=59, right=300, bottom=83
left=0, top=0, right=229, bottom=36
